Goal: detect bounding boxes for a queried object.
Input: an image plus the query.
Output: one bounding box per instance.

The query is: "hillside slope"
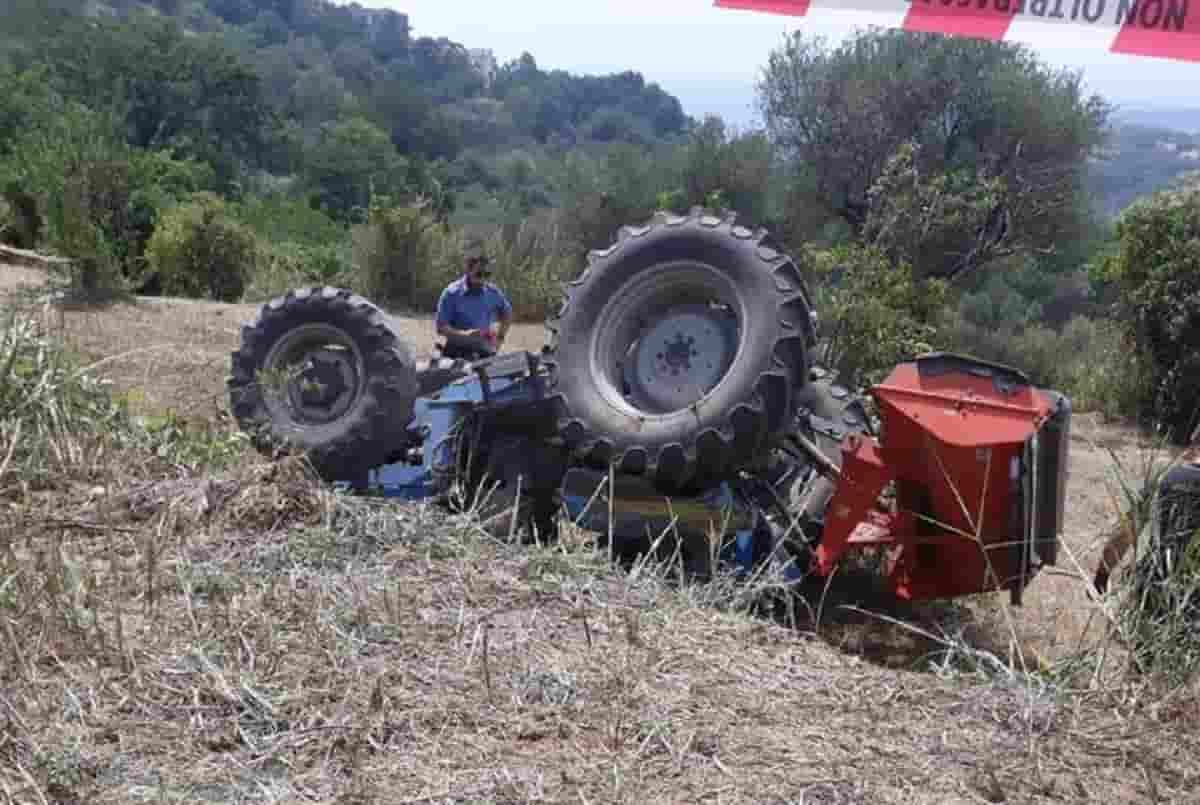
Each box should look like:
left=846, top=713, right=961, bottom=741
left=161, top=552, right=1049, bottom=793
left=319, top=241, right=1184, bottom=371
left=3, top=264, right=1196, bottom=803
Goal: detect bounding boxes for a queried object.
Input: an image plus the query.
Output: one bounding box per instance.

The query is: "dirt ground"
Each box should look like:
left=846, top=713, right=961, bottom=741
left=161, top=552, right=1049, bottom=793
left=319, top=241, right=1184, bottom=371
left=4, top=262, right=1196, bottom=804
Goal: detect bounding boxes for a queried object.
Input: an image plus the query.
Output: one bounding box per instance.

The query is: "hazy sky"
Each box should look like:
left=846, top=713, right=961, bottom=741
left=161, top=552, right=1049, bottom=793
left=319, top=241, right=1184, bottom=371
left=359, top=1, right=1200, bottom=126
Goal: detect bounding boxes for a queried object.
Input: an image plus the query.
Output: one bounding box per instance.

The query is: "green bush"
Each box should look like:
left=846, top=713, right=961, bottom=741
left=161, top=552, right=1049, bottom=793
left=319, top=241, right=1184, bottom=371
left=228, top=193, right=354, bottom=302
left=56, top=166, right=124, bottom=296
left=1, top=101, right=128, bottom=293
left=1093, top=186, right=1200, bottom=443
left=245, top=241, right=354, bottom=302
left=348, top=203, right=575, bottom=323
left=811, top=244, right=948, bottom=388
left=234, top=194, right=346, bottom=247
left=351, top=202, right=439, bottom=309
left=1054, top=318, right=1146, bottom=419
left=123, top=150, right=216, bottom=278
left=144, top=193, right=256, bottom=302
left=939, top=311, right=1142, bottom=418
left=482, top=212, right=574, bottom=321
left=0, top=89, right=214, bottom=296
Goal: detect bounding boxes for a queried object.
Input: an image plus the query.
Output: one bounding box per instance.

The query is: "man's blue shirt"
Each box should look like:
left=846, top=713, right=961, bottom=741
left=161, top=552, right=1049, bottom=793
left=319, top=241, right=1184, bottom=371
left=436, top=276, right=512, bottom=332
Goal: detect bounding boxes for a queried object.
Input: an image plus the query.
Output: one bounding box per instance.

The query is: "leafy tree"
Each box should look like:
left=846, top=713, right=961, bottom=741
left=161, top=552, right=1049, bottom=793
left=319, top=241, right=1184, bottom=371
left=292, top=67, right=359, bottom=129
left=249, top=10, right=290, bottom=47
left=810, top=244, right=948, bottom=389
left=46, top=14, right=274, bottom=183
left=250, top=45, right=300, bottom=105
left=331, top=41, right=378, bottom=92
left=304, top=116, right=406, bottom=222
left=365, top=10, right=410, bottom=62
left=558, top=145, right=664, bottom=257
left=0, top=64, right=55, bottom=155
left=502, top=86, right=539, bottom=139
left=1, top=77, right=215, bottom=288
left=759, top=30, right=1109, bottom=282
left=1, top=96, right=128, bottom=265
left=582, top=107, right=649, bottom=144
left=664, top=116, right=775, bottom=225
left=409, top=37, right=482, bottom=102
left=208, top=0, right=258, bottom=26
left=367, top=75, right=462, bottom=161
left=1093, top=186, right=1200, bottom=443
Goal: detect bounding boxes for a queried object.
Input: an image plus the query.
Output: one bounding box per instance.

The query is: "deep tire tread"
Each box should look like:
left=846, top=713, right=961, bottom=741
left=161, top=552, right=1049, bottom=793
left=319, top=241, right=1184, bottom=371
left=228, top=286, right=419, bottom=481
left=543, top=209, right=817, bottom=490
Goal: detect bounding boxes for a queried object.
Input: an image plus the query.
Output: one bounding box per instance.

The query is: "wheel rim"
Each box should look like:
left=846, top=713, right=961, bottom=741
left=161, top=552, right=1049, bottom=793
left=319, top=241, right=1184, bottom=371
left=261, top=323, right=365, bottom=427
left=590, top=261, right=743, bottom=417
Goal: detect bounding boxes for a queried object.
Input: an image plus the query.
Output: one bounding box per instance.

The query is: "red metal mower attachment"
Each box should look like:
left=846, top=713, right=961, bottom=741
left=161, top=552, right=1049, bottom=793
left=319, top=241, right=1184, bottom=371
left=816, top=354, right=1070, bottom=604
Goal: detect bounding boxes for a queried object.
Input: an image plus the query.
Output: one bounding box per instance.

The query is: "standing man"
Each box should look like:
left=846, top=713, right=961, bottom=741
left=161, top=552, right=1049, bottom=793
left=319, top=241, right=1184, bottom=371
left=435, top=241, right=513, bottom=361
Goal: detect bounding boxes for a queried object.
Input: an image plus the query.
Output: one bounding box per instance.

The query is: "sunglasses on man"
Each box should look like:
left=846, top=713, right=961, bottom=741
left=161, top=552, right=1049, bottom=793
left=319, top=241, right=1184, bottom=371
left=467, top=257, right=492, bottom=277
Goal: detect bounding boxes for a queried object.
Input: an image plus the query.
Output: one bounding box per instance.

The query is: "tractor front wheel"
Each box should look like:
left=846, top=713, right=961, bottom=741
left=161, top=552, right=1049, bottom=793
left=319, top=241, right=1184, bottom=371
left=228, top=287, right=419, bottom=482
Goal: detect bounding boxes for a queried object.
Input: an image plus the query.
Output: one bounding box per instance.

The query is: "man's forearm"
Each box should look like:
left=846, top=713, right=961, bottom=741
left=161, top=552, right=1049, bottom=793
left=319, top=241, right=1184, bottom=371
left=438, top=323, right=475, bottom=339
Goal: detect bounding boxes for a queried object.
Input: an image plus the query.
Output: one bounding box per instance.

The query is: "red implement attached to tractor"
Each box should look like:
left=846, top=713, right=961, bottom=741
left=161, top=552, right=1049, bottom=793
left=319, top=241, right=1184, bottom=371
left=818, top=355, right=1070, bottom=604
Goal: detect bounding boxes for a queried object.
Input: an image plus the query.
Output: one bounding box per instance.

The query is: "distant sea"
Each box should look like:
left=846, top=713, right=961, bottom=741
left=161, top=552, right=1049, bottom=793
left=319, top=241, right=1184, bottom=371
left=1111, top=104, right=1200, bottom=134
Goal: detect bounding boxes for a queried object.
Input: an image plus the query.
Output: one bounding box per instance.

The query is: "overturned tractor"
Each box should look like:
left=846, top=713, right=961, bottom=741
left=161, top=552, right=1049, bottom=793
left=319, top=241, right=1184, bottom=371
left=227, top=210, right=1071, bottom=604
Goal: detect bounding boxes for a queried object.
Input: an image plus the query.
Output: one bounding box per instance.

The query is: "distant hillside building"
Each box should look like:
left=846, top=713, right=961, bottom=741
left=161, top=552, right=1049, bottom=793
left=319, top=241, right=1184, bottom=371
left=468, top=49, right=498, bottom=88
left=344, top=4, right=411, bottom=57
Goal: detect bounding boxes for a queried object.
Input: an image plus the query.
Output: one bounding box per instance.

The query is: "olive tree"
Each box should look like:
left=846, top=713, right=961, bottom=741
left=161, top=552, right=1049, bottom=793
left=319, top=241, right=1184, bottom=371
left=759, top=30, right=1110, bottom=282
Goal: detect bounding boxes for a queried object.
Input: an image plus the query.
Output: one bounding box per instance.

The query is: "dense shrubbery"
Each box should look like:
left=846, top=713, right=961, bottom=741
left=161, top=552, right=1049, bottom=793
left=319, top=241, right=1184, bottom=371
left=144, top=193, right=257, bottom=302
left=349, top=202, right=574, bottom=318
left=351, top=202, right=440, bottom=308
left=939, top=311, right=1141, bottom=418
left=1092, top=186, right=1200, bottom=443
left=234, top=193, right=356, bottom=300
left=808, top=244, right=948, bottom=389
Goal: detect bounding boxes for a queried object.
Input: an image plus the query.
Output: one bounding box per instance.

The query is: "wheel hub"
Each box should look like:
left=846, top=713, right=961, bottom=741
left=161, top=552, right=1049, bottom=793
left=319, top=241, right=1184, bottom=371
left=263, top=323, right=365, bottom=428
left=630, top=307, right=735, bottom=413
left=590, top=261, right=743, bottom=419
left=289, top=347, right=358, bottom=423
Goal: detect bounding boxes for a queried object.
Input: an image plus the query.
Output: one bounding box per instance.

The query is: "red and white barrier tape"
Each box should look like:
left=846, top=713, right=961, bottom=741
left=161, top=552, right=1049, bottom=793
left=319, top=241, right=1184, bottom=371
left=715, top=0, right=1200, bottom=62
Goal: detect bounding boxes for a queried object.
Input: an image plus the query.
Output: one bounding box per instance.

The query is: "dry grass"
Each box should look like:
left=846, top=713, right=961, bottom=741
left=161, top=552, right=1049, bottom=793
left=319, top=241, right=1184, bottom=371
left=4, top=457, right=1199, bottom=804
left=0, top=265, right=548, bottom=420
left=3, top=263, right=1200, bottom=804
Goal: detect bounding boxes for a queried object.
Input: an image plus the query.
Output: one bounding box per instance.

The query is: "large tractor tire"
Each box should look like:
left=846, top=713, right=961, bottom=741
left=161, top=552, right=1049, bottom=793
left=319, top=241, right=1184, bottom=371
left=228, top=287, right=419, bottom=482
left=544, top=210, right=818, bottom=491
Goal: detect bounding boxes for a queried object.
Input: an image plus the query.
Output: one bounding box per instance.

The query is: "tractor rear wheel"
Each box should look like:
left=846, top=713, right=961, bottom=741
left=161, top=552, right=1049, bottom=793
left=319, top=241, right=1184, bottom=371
left=543, top=209, right=817, bottom=491
left=228, top=287, right=419, bottom=482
